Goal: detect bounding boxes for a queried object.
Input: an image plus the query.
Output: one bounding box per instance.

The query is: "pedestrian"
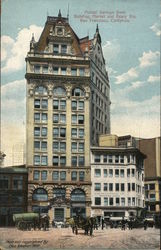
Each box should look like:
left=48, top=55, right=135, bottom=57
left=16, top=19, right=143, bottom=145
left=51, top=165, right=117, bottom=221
left=101, top=217, right=104, bottom=230
left=128, top=218, right=133, bottom=230
left=121, top=217, right=126, bottom=230
left=144, top=220, right=148, bottom=230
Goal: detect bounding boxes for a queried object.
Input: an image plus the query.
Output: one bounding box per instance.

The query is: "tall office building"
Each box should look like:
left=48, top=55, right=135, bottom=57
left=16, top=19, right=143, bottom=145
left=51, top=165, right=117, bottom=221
left=25, top=11, right=110, bottom=222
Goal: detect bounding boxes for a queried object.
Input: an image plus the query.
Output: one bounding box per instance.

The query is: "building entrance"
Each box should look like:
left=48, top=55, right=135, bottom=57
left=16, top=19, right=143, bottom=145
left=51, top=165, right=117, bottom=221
left=54, top=208, right=64, bottom=222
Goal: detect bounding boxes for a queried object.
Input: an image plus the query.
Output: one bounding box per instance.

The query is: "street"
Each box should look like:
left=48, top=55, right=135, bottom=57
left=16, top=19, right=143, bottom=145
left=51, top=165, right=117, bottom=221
left=0, top=227, right=160, bottom=250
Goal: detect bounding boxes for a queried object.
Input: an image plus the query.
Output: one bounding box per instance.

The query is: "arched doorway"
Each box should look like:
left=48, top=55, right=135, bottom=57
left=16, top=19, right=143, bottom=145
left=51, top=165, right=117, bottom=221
left=71, top=189, right=86, bottom=218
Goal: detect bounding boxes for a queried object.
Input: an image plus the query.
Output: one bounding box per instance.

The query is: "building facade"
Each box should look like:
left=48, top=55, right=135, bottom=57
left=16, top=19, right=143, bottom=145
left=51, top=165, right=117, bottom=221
left=138, top=137, right=161, bottom=216
left=25, top=12, right=110, bottom=222
left=91, top=135, right=145, bottom=220
left=0, top=166, right=28, bottom=226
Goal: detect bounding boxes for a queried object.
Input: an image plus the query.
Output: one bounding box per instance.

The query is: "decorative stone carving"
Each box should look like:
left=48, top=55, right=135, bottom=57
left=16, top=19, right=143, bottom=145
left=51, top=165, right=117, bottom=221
left=28, top=84, right=35, bottom=97
left=48, top=84, right=53, bottom=98
left=65, top=84, right=72, bottom=98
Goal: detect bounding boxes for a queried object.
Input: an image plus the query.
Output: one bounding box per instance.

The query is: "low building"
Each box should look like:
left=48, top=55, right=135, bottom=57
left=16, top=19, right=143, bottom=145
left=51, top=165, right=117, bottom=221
left=0, top=165, right=28, bottom=226
left=91, top=135, right=145, bottom=221
left=138, top=137, right=161, bottom=216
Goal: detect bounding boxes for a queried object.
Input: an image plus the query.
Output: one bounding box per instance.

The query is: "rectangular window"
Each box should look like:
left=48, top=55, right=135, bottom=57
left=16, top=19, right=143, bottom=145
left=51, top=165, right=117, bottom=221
left=120, top=169, right=124, bottom=177
left=53, top=67, right=59, bottom=74
left=53, top=127, right=59, bottom=137
left=109, top=197, right=113, bottom=206
left=120, top=155, right=124, bottom=163
left=34, top=113, right=40, bottom=122
left=41, top=141, right=47, bottom=151
left=53, top=44, right=59, bottom=54
left=34, top=65, right=40, bottom=73
left=95, top=183, right=101, bottom=191
left=34, top=127, right=40, bottom=136
left=127, top=169, right=130, bottom=177
left=41, top=156, right=47, bottom=165
left=103, top=155, right=107, bottom=163
left=108, top=155, right=113, bottom=163
left=60, top=100, right=66, bottom=110
left=78, top=101, right=84, bottom=110
left=60, top=171, right=66, bottom=180
left=79, top=156, right=84, bottom=166
left=34, top=99, right=40, bottom=108
left=116, top=197, right=120, bottom=206
left=60, top=142, right=66, bottom=152
left=61, top=44, right=67, bottom=54
left=53, top=156, right=59, bottom=166
left=53, top=171, right=59, bottom=180
left=71, top=68, right=77, bottom=76
left=128, top=197, right=131, bottom=206
left=72, top=128, right=77, bottom=138
left=104, top=183, right=108, bottom=191
left=115, top=155, right=119, bottom=163
left=42, top=113, right=47, bottom=122
left=94, top=155, right=101, bottom=163
left=33, top=170, right=40, bottom=180
left=128, top=183, right=131, bottom=191
left=53, top=100, right=59, bottom=109
left=104, top=197, right=108, bottom=206
left=34, top=141, right=40, bottom=149
left=149, top=184, right=155, bottom=190
left=13, top=177, right=23, bottom=190
left=60, top=114, right=66, bottom=123
left=95, top=169, right=101, bottom=177
left=132, top=197, right=135, bottom=206
left=132, top=183, right=135, bottom=191
left=60, top=156, right=66, bottom=166
left=79, top=171, right=85, bottom=181
left=121, top=198, right=125, bottom=206
left=34, top=155, right=40, bottom=165
left=131, top=169, right=135, bottom=177
left=41, top=171, right=47, bottom=180
left=109, top=169, right=113, bottom=177
left=72, top=115, right=77, bottom=124
left=72, top=156, right=77, bottom=166
left=78, top=143, right=84, bottom=152
left=60, top=128, right=66, bottom=137
left=42, top=66, right=48, bottom=74
left=72, top=142, right=77, bottom=152
left=61, top=67, right=66, bottom=75
left=72, top=101, right=77, bottom=110
left=95, top=197, right=101, bottom=205
left=121, top=183, right=125, bottom=191
left=71, top=171, right=77, bottom=181
left=42, top=127, right=47, bottom=136
left=79, top=68, right=85, bottom=76
left=53, top=114, right=59, bottom=123
left=115, top=183, right=119, bottom=191
left=78, top=115, right=84, bottom=124
left=53, top=142, right=59, bottom=152
left=104, top=169, right=108, bottom=177
left=109, top=183, right=113, bottom=191
left=115, top=169, right=119, bottom=177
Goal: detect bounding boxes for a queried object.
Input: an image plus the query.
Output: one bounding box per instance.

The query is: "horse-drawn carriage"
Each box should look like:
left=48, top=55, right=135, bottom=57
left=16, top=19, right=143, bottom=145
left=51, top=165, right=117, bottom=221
left=13, top=212, right=49, bottom=231
left=66, top=216, right=97, bottom=235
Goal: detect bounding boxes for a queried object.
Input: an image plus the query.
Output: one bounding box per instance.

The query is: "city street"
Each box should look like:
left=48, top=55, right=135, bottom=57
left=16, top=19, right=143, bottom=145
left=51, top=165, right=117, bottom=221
left=0, top=227, right=160, bottom=250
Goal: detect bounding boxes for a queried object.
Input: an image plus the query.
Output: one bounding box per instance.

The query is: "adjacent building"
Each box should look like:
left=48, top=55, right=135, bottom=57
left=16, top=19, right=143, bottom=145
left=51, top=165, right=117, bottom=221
left=138, top=137, right=161, bottom=216
left=91, top=135, right=145, bottom=220
left=25, top=11, right=110, bottom=222
left=0, top=165, right=28, bottom=226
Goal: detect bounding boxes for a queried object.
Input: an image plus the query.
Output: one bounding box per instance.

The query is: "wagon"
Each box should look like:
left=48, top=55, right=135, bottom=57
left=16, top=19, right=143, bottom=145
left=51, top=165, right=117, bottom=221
left=13, top=212, right=49, bottom=231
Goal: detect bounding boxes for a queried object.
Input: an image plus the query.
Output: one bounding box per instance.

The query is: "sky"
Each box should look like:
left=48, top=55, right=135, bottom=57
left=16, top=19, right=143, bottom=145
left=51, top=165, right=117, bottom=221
left=1, top=0, right=160, bottom=166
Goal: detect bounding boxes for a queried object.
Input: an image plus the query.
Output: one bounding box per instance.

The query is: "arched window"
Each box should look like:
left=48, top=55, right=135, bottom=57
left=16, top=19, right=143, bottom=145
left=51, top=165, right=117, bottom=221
left=71, top=189, right=85, bottom=202
left=35, top=86, right=47, bottom=95
left=32, top=188, right=48, bottom=201
left=72, top=88, right=84, bottom=97
left=53, top=87, right=66, bottom=96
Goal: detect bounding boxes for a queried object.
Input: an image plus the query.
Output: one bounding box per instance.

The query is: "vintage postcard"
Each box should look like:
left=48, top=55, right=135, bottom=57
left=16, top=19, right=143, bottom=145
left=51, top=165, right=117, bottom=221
left=0, top=0, right=160, bottom=249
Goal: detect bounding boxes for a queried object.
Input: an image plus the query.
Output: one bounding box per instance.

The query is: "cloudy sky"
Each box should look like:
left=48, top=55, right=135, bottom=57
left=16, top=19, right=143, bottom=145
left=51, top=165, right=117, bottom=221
left=1, top=0, right=160, bottom=166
